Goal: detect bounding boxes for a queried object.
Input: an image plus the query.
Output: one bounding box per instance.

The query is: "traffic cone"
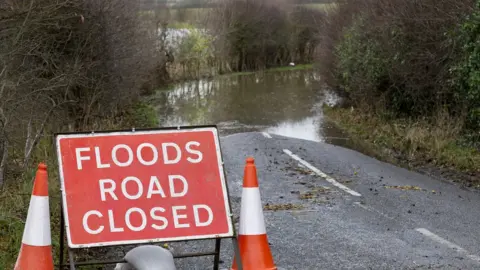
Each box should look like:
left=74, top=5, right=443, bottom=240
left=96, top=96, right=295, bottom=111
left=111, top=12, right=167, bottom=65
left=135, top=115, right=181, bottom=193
left=14, top=163, right=54, bottom=270
left=231, top=157, right=276, bottom=270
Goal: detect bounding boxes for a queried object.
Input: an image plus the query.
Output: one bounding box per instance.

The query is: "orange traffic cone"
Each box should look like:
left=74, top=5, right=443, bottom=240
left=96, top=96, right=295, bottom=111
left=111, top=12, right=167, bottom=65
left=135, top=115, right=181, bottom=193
left=231, top=157, right=277, bottom=270
left=14, top=163, right=54, bottom=270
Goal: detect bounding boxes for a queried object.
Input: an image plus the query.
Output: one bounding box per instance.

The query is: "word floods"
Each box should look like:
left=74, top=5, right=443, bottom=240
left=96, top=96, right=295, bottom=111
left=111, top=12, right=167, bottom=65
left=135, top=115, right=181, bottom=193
left=55, top=127, right=234, bottom=248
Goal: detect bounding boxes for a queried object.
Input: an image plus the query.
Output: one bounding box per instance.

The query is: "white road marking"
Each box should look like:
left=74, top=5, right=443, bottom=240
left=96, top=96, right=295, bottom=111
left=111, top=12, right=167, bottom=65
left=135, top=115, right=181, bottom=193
left=262, top=132, right=272, bottom=138
left=353, top=202, right=395, bottom=220
left=415, top=228, right=480, bottom=263
left=283, top=149, right=362, bottom=197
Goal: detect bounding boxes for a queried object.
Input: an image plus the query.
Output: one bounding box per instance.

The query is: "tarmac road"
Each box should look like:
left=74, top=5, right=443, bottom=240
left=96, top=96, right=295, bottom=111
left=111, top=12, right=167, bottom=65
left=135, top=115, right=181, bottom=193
left=150, top=131, right=480, bottom=270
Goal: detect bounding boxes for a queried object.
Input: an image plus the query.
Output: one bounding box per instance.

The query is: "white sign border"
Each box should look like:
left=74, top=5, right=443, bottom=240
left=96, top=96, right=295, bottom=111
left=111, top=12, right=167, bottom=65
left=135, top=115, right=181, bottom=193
left=55, top=126, right=235, bottom=248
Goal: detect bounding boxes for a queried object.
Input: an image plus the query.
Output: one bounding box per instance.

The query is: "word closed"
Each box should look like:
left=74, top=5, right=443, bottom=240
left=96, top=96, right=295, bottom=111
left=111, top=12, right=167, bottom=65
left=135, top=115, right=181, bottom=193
left=55, top=127, right=233, bottom=248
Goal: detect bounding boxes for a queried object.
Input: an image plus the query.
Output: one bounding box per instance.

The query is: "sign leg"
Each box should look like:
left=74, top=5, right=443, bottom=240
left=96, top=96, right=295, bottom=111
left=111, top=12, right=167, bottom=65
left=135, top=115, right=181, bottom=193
left=213, top=238, right=221, bottom=270
left=59, top=205, right=65, bottom=270
left=68, top=249, right=76, bottom=270
left=231, top=237, right=243, bottom=270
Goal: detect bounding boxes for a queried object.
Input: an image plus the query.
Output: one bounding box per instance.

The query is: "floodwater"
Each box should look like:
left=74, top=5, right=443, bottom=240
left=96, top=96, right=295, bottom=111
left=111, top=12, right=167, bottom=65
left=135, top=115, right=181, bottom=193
left=151, top=69, right=350, bottom=145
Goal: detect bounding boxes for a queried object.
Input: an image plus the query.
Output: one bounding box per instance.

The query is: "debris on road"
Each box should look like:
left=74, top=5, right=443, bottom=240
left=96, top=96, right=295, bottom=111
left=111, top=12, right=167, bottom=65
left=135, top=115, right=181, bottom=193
left=263, top=203, right=304, bottom=211
left=384, top=185, right=425, bottom=191
left=297, top=186, right=333, bottom=205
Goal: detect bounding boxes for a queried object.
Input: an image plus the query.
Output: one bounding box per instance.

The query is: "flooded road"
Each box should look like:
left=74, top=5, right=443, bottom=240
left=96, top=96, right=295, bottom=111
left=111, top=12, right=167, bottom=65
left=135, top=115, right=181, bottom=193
left=112, top=69, right=480, bottom=270
left=151, top=69, right=350, bottom=145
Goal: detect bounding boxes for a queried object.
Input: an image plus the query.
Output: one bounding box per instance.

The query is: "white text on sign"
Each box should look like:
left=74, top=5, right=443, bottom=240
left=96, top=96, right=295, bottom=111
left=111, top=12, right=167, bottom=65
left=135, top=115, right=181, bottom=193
left=73, top=141, right=214, bottom=235
left=75, top=142, right=203, bottom=170
left=56, top=128, right=233, bottom=248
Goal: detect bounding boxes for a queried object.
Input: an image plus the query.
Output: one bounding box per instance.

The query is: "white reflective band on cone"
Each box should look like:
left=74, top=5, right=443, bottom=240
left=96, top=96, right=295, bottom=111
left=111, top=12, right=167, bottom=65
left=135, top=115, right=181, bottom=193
left=239, top=187, right=266, bottom=235
left=22, top=195, right=51, bottom=246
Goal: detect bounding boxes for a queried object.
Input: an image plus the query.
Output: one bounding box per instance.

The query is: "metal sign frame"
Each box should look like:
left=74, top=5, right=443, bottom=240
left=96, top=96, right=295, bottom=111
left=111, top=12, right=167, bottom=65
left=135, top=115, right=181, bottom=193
left=53, top=125, right=243, bottom=270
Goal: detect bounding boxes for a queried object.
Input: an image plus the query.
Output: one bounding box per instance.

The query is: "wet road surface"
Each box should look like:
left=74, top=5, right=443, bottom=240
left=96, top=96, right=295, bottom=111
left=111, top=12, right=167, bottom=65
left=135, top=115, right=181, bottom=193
left=106, top=69, right=480, bottom=269
left=166, top=132, right=480, bottom=270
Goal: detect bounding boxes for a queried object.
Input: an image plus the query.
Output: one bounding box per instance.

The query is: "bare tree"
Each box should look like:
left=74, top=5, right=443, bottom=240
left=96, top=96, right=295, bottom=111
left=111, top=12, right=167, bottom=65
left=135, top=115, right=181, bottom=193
left=0, top=0, right=169, bottom=186
left=207, top=0, right=323, bottom=72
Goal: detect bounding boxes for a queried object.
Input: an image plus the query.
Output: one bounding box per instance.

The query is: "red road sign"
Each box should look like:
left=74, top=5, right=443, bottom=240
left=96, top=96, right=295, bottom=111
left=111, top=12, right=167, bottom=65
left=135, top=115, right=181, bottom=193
left=55, top=127, right=234, bottom=248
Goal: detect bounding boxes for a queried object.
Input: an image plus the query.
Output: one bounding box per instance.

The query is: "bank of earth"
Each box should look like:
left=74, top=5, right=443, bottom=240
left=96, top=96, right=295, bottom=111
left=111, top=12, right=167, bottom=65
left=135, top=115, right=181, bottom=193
left=323, top=106, right=480, bottom=189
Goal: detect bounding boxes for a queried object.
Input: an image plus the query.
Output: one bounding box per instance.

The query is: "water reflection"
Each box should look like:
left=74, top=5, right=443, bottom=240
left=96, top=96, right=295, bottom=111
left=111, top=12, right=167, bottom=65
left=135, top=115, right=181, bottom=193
left=265, top=116, right=323, bottom=141
left=152, top=69, right=349, bottom=143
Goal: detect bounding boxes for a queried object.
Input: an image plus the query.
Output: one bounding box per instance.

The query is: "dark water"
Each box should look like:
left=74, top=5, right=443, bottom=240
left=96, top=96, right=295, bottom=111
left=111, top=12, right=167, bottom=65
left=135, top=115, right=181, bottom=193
left=151, top=69, right=350, bottom=145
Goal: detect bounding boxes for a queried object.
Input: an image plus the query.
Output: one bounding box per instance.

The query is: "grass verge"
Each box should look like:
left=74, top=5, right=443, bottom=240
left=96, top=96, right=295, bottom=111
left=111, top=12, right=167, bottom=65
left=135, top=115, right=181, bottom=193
left=0, top=100, right=159, bottom=269
left=227, top=64, right=314, bottom=77
left=323, top=106, right=480, bottom=187
left=0, top=141, right=63, bottom=269
left=266, top=64, right=313, bottom=72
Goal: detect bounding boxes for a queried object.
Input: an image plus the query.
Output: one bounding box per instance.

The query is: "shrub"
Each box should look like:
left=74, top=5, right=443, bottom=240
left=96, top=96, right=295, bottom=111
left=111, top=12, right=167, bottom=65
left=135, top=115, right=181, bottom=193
left=450, top=0, right=480, bottom=132
left=318, top=0, right=475, bottom=122
left=208, top=0, right=324, bottom=72
left=334, top=15, right=390, bottom=110
left=167, top=27, right=215, bottom=80
left=288, top=6, right=324, bottom=64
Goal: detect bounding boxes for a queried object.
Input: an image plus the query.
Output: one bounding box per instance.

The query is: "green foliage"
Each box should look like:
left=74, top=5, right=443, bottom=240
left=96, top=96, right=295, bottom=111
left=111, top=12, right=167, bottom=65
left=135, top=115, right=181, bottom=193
left=0, top=183, right=63, bottom=269
left=334, top=15, right=414, bottom=116
left=223, top=0, right=291, bottom=71
left=335, top=16, right=389, bottom=96
left=168, top=2, right=324, bottom=79
left=125, top=101, right=159, bottom=128
left=211, top=0, right=324, bottom=72
left=288, top=6, right=323, bottom=64
left=168, top=27, right=215, bottom=80
left=0, top=183, right=31, bottom=269
left=324, top=106, right=480, bottom=178
left=0, top=101, right=160, bottom=268
left=0, top=139, right=62, bottom=269
left=450, top=1, right=480, bottom=131
left=327, top=0, right=479, bottom=128
left=319, top=0, right=480, bottom=156
left=176, top=29, right=213, bottom=62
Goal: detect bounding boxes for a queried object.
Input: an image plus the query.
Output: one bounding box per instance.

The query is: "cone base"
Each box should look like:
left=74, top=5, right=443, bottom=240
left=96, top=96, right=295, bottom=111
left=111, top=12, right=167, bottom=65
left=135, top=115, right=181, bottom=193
left=14, top=243, right=54, bottom=270
left=231, top=234, right=276, bottom=270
